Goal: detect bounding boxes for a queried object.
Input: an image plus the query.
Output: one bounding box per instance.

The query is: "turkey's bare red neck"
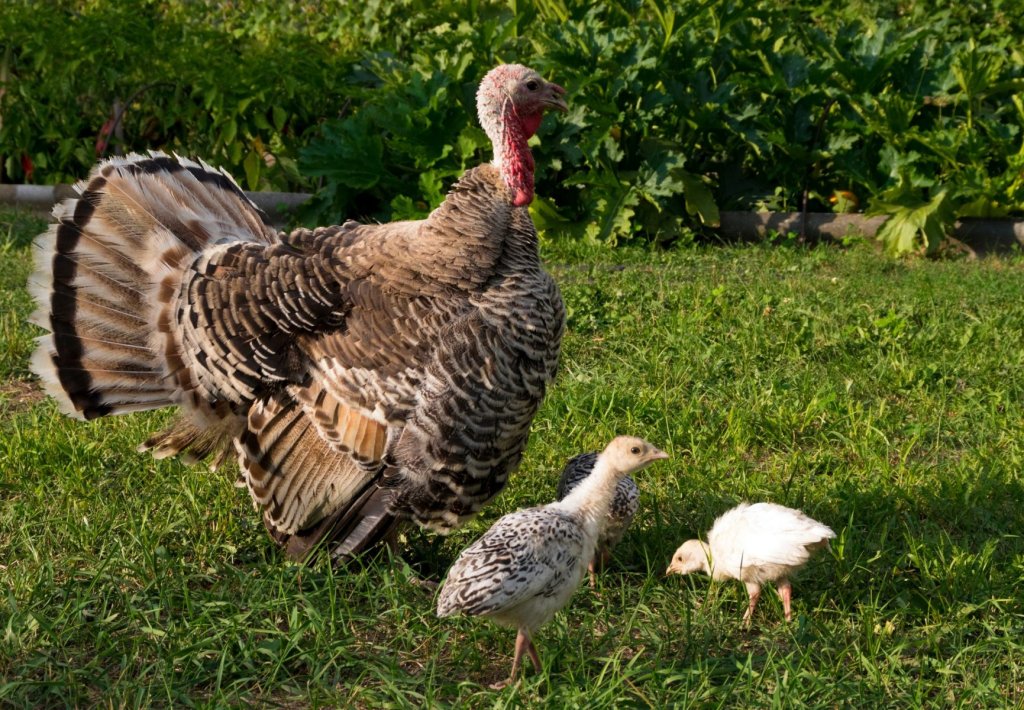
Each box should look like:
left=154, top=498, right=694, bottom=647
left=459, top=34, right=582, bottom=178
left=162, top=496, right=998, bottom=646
left=496, top=104, right=540, bottom=207
left=475, top=67, right=550, bottom=208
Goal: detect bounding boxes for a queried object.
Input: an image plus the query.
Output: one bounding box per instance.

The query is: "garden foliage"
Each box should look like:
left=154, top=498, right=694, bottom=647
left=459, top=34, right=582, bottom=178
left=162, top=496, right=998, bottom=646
left=2, top=0, right=1022, bottom=253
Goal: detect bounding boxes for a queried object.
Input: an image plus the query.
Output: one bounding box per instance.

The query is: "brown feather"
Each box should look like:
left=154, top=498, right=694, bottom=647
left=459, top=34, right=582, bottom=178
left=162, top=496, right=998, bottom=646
left=237, top=392, right=376, bottom=536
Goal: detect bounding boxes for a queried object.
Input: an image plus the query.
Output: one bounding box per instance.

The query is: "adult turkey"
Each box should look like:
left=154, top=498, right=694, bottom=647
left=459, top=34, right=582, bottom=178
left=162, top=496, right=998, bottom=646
left=29, top=64, right=568, bottom=561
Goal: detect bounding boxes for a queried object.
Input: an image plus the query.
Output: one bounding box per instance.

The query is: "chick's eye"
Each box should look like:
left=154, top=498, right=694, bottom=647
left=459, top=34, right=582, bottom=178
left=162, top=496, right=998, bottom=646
left=526, top=80, right=539, bottom=91
left=630, top=446, right=641, bottom=455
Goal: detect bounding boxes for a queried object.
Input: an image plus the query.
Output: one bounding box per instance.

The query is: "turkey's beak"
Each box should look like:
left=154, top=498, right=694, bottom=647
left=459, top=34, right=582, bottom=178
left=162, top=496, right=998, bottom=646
left=648, top=447, right=669, bottom=462
left=543, top=83, right=568, bottom=113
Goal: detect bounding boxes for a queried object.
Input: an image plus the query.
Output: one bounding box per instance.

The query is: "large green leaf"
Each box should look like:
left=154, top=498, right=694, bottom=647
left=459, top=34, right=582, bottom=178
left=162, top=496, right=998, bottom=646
left=299, top=117, right=385, bottom=191
left=870, top=187, right=955, bottom=256
left=680, top=171, right=721, bottom=227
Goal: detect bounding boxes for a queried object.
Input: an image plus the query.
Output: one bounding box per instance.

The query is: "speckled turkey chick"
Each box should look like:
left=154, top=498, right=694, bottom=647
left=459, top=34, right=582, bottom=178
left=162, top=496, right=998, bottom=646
left=28, top=64, right=568, bottom=561
left=437, top=436, right=668, bottom=688
left=556, top=451, right=639, bottom=586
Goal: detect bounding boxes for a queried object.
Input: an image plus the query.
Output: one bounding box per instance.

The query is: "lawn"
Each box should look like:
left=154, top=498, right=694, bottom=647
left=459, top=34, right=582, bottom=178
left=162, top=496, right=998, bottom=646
left=2, top=209, right=1023, bottom=707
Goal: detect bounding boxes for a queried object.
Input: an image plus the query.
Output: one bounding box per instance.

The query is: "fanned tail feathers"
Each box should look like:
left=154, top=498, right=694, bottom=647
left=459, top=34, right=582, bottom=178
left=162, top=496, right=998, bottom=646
left=29, top=151, right=275, bottom=428
left=28, top=151, right=405, bottom=559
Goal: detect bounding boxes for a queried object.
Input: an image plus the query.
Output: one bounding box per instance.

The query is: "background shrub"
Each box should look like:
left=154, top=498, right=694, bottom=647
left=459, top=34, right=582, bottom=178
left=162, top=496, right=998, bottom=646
left=2, top=0, right=1022, bottom=251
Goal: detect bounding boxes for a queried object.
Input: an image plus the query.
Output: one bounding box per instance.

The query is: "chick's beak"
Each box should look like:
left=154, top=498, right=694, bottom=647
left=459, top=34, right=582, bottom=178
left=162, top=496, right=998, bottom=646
left=665, top=562, right=680, bottom=576
left=648, top=447, right=669, bottom=462
left=543, top=82, right=569, bottom=113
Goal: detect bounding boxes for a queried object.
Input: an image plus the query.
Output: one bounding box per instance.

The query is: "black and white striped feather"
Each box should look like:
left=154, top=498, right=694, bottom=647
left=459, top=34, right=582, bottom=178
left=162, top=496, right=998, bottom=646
left=436, top=508, right=587, bottom=630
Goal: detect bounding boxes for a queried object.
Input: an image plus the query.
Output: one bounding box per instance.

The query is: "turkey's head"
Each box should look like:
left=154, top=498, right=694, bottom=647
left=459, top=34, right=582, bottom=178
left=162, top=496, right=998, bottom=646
left=601, top=436, right=669, bottom=477
left=476, top=64, right=568, bottom=207
left=666, top=540, right=712, bottom=577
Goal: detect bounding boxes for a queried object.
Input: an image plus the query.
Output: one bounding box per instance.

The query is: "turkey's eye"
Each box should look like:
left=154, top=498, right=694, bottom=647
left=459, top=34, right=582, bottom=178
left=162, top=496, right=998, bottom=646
left=526, top=80, right=539, bottom=91
left=630, top=446, right=641, bottom=455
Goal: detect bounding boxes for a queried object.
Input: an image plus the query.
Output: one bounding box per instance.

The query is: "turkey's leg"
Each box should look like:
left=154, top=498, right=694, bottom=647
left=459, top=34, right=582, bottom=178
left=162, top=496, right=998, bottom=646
left=742, top=582, right=761, bottom=627
left=777, top=579, right=793, bottom=622
left=491, top=628, right=535, bottom=690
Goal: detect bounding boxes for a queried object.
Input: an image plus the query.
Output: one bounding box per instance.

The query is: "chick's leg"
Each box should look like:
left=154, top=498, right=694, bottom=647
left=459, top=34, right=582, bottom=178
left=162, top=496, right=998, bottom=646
left=742, top=582, right=762, bottom=627
left=492, top=628, right=538, bottom=690
left=777, top=579, right=793, bottom=622
left=523, top=632, right=542, bottom=673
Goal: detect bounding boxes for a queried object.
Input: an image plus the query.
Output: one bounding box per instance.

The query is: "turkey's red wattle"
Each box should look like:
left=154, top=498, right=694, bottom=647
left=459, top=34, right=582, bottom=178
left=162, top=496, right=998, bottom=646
left=520, top=112, right=544, bottom=138
left=502, top=109, right=537, bottom=206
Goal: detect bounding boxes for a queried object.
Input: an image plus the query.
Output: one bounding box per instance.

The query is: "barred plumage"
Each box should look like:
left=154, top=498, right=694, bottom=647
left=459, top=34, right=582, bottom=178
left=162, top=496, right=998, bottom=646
left=557, top=451, right=640, bottom=585
left=437, top=437, right=667, bottom=688
left=29, top=64, right=568, bottom=561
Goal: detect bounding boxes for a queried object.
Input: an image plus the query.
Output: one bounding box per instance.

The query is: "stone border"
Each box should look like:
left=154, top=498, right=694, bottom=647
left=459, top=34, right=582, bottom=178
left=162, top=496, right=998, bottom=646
left=0, top=184, right=309, bottom=228
left=3, top=185, right=1022, bottom=253
left=719, top=212, right=1024, bottom=254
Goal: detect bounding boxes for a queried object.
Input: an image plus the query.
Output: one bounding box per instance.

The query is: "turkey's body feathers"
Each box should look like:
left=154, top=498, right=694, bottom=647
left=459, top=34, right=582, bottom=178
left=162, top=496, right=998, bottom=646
left=436, top=507, right=589, bottom=632
left=30, top=152, right=564, bottom=558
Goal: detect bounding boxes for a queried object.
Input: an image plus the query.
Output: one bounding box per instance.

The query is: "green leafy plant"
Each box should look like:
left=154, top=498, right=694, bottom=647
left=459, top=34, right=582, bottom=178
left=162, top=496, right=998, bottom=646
left=869, top=184, right=955, bottom=256
left=3, top=0, right=1023, bottom=252
left=0, top=0, right=355, bottom=190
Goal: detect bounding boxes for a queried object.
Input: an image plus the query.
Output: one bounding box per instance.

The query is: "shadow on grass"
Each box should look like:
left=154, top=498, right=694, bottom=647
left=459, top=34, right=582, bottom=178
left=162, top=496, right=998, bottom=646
left=811, top=471, right=1024, bottom=620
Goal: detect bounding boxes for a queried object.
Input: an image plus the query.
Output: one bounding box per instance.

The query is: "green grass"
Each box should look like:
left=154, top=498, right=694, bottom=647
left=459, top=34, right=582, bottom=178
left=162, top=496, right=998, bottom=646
left=3, top=209, right=1024, bottom=706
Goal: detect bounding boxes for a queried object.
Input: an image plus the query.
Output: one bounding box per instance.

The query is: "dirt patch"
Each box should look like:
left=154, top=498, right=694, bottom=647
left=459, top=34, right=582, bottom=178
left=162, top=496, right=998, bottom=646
left=0, top=378, right=44, bottom=412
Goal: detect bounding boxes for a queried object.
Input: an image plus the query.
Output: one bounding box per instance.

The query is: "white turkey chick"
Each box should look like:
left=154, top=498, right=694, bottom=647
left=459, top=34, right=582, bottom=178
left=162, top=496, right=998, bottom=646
left=666, top=502, right=835, bottom=626
left=436, top=436, right=668, bottom=689
left=28, top=64, right=568, bottom=562
left=556, top=451, right=639, bottom=587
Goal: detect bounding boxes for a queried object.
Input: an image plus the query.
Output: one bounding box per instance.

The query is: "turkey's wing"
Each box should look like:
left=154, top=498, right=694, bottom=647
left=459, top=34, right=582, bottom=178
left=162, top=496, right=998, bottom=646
left=237, top=390, right=378, bottom=536
left=300, top=283, right=471, bottom=427
left=438, top=509, right=585, bottom=617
